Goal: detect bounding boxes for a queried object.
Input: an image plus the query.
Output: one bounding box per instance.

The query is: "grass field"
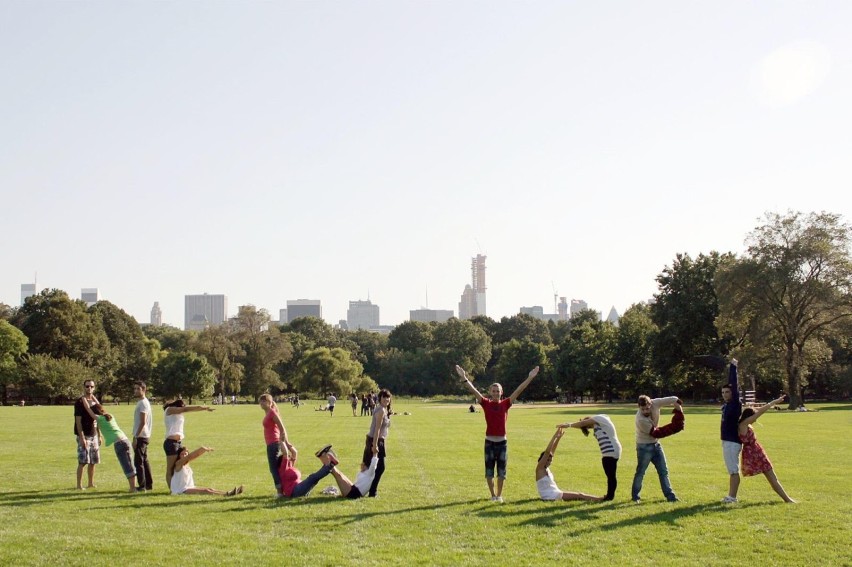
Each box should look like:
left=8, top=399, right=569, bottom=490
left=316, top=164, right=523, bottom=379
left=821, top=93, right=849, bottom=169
left=1, top=400, right=850, bottom=566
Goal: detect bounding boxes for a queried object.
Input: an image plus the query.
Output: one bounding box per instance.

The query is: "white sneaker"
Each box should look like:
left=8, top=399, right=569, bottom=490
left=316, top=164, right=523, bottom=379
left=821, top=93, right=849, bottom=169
left=491, top=496, right=504, bottom=503
left=721, top=495, right=738, bottom=503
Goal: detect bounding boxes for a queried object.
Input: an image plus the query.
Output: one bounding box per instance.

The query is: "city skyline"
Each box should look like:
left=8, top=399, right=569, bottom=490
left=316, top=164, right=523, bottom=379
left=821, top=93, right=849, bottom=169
left=3, top=3, right=850, bottom=330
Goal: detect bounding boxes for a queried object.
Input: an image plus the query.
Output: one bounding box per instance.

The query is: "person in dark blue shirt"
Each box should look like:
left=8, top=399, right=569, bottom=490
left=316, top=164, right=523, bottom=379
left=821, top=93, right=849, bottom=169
left=720, top=359, right=742, bottom=503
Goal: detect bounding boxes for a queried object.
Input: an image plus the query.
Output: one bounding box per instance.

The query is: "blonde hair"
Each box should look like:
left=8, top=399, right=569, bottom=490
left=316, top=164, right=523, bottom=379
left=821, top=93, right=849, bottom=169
left=259, top=393, right=277, bottom=410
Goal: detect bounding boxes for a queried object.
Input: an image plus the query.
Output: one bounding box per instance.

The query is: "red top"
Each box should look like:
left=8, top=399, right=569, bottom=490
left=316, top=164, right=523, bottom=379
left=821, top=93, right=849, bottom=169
left=278, top=458, right=300, bottom=497
left=263, top=410, right=281, bottom=445
left=480, top=398, right=512, bottom=437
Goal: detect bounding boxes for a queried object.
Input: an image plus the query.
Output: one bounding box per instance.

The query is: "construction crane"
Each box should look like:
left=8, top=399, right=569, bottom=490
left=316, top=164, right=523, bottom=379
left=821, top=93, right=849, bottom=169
left=552, top=281, right=558, bottom=315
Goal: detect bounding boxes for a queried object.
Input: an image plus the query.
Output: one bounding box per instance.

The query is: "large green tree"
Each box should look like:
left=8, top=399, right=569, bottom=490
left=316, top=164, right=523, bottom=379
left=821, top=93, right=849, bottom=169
left=234, top=306, right=292, bottom=401
left=18, top=354, right=96, bottom=404
left=195, top=325, right=244, bottom=397
left=715, top=211, right=852, bottom=408
left=0, top=320, right=28, bottom=404
left=89, top=301, right=154, bottom=400
left=150, top=351, right=216, bottom=403
left=494, top=338, right=554, bottom=400
left=294, top=346, right=376, bottom=396
left=613, top=303, right=659, bottom=399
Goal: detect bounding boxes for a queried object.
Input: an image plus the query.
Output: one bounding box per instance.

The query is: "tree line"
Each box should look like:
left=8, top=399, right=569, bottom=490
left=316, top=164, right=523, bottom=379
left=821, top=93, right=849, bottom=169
left=2, top=211, right=851, bottom=408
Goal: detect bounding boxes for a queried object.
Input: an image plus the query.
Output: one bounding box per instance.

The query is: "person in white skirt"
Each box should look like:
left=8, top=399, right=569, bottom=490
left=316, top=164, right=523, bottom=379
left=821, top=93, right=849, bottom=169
left=535, top=427, right=602, bottom=502
left=171, top=446, right=242, bottom=497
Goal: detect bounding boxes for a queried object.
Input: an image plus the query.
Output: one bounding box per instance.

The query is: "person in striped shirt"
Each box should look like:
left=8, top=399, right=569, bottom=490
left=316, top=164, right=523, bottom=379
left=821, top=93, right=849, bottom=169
left=560, top=415, right=622, bottom=501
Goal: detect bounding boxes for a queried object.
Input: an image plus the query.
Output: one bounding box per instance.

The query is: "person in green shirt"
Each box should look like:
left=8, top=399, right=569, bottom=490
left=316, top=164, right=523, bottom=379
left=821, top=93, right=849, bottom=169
left=81, top=399, right=138, bottom=493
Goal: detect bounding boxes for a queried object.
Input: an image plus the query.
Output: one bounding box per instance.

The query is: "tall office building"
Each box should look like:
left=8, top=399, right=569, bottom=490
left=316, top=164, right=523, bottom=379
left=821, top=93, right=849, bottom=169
left=279, top=309, right=288, bottom=325
left=606, top=306, right=620, bottom=325
left=558, top=297, right=568, bottom=321
left=458, top=254, right=487, bottom=319
left=185, top=293, right=228, bottom=331
left=519, top=305, right=560, bottom=322
left=81, top=288, right=100, bottom=307
left=20, top=283, right=36, bottom=306
left=570, top=299, right=588, bottom=318
left=410, top=308, right=454, bottom=323
left=347, top=300, right=380, bottom=330
left=286, top=299, right=321, bottom=323
left=150, top=302, right=163, bottom=327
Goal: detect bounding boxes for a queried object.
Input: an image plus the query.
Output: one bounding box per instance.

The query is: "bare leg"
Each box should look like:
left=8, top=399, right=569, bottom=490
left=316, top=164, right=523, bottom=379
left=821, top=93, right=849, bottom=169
left=76, top=464, right=85, bottom=489
left=328, top=467, right=354, bottom=497
left=764, top=469, right=796, bottom=503
left=86, top=465, right=96, bottom=488
left=485, top=477, right=496, bottom=497
left=561, top=491, right=604, bottom=502
left=127, top=475, right=137, bottom=493
left=728, top=473, right=740, bottom=499
left=183, top=487, right=227, bottom=496
left=495, top=478, right=504, bottom=498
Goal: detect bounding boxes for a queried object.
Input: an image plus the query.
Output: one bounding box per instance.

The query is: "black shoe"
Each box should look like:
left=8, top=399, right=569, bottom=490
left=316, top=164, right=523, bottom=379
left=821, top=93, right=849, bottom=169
left=315, top=444, right=333, bottom=458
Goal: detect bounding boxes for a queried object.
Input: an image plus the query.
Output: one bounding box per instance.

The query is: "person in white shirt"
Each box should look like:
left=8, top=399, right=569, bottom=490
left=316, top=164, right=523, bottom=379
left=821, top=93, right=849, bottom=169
left=132, top=381, right=153, bottom=492
left=535, top=427, right=602, bottom=502
left=170, top=446, right=242, bottom=497
left=631, top=395, right=682, bottom=503
left=560, top=415, right=622, bottom=500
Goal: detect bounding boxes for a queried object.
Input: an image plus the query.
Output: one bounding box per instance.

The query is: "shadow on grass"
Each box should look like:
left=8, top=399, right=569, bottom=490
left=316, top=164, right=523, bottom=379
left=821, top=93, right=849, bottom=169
left=475, top=498, right=768, bottom=531
left=0, top=488, right=143, bottom=507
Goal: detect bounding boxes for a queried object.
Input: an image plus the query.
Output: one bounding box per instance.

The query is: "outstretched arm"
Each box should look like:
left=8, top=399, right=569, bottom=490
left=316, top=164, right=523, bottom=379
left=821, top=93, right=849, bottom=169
left=175, top=446, right=212, bottom=469
left=740, top=395, right=786, bottom=426
left=170, top=405, right=215, bottom=415
left=650, top=401, right=685, bottom=438
left=729, top=359, right=740, bottom=400
left=536, top=428, right=564, bottom=477
left=558, top=417, right=597, bottom=432
left=508, top=366, right=540, bottom=403
left=455, top=365, right=485, bottom=402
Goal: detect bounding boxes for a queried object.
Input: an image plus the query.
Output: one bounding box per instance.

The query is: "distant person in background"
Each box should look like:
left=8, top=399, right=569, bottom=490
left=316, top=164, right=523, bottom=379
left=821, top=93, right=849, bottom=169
left=74, top=379, right=101, bottom=490
left=456, top=364, right=539, bottom=502
left=132, top=381, right=153, bottom=492
left=259, top=393, right=297, bottom=498
left=721, top=359, right=743, bottom=503
left=327, top=393, right=336, bottom=417
left=350, top=393, right=358, bottom=417
left=560, top=414, right=623, bottom=501
left=170, top=446, right=242, bottom=496
left=535, top=427, right=602, bottom=502
left=163, top=399, right=215, bottom=489
left=361, top=394, right=369, bottom=416
left=738, top=395, right=796, bottom=503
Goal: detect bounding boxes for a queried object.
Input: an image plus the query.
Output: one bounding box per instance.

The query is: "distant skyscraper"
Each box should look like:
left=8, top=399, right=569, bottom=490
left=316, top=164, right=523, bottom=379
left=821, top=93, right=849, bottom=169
left=81, top=288, right=100, bottom=307
left=20, top=283, right=36, bottom=306
left=558, top=297, right=568, bottom=321
left=410, top=308, right=454, bottom=323
left=286, top=299, right=322, bottom=323
left=570, top=299, right=588, bottom=318
left=185, top=293, right=227, bottom=331
left=458, top=254, right=487, bottom=319
left=519, top=305, right=560, bottom=322
left=150, top=302, right=163, bottom=327
left=279, top=309, right=288, bottom=324
left=347, top=300, right=380, bottom=330
left=458, top=285, right=476, bottom=320
left=606, top=306, right=620, bottom=326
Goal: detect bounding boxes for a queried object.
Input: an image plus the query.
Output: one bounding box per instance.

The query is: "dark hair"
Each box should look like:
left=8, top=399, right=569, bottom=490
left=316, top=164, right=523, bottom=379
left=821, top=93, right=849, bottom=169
left=163, top=399, right=186, bottom=410
left=379, top=389, right=392, bottom=416
left=91, top=404, right=104, bottom=415
left=721, top=384, right=732, bottom=391
left=134, top=381, right=147, bottom=390
left=638, top=395, right=651, bottom=407
left=739, top=407, right=755, bottom=423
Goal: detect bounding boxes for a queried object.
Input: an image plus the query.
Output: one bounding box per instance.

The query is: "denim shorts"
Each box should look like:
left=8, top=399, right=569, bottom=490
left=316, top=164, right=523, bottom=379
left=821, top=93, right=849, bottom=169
left=484, top=439, right=508, bottom=479
left=163, top=438, right=183, bottom=456
left=722, top=441, right=742, bottom=474
left=114, top=439, right=136, bottom=478
left=77, top=436, right=100, bottom=465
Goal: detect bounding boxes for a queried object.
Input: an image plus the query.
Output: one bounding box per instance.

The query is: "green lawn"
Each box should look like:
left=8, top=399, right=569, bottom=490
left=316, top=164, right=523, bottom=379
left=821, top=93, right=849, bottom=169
left=1, top=400, right=849, bottom=566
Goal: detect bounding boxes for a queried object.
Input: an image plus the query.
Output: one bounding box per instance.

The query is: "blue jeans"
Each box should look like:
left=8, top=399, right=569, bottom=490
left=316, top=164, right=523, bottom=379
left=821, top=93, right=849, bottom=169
left=631, top=443, right=677, bottom=501
left=266, top=442, right=282, bottom=491
left=290, top=464, right=334, bottom=498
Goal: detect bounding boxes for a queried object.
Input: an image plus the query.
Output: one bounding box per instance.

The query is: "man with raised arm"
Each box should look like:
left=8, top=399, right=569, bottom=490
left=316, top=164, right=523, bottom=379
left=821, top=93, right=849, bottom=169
left=455, top=364, right=539, bottom=503
left=720, top=358, right=742, bottom=503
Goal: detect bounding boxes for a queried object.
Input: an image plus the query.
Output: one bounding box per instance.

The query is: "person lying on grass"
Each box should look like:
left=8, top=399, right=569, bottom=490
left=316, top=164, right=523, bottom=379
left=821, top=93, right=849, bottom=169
left=277, top=444, right=378, bottom=500
left=170, top=446, right=242, bottom=497
left=535, top=427, right=602, bottom=502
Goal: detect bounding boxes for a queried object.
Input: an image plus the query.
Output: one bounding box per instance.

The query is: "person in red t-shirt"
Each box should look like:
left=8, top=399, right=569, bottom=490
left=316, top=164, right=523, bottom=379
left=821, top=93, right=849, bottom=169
left=455, top=364, right=539, bottom=502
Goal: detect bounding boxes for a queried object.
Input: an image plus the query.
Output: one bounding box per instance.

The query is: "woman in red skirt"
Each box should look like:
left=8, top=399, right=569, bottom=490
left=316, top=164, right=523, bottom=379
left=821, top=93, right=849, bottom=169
left=738, top=395, right=796, bottom=503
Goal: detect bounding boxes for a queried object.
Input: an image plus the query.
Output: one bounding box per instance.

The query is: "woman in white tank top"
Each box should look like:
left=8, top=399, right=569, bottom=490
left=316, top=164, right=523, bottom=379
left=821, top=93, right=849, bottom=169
left=163, top=399, right=215, bottom=489
left=170, top=446, right=242, bottom=497
left=535, top=427, right=603, bottom=502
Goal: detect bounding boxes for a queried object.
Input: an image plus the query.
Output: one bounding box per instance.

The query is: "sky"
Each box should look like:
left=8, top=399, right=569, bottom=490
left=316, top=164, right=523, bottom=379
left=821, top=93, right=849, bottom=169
left=2, top=1, right=851, bottom=328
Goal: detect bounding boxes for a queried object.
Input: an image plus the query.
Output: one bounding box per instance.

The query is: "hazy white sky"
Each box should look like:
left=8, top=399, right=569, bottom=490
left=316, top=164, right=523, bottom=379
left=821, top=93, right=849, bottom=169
left=2, top=1, right=851, bottom=328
